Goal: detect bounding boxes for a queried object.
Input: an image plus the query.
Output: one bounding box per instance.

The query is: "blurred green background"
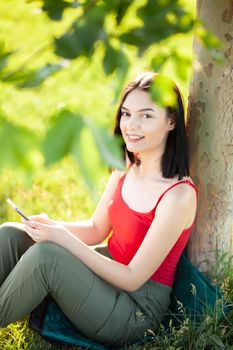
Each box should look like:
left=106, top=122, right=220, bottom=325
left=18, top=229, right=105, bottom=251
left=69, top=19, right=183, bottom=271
left=0, top=0, right=197, bottom=222
left=1, top=2, right=233, bottom=350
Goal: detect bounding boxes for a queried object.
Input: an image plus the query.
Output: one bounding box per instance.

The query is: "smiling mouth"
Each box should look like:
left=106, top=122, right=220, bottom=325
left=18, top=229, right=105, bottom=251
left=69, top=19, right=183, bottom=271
left=126, top=134, right=145, bottom=142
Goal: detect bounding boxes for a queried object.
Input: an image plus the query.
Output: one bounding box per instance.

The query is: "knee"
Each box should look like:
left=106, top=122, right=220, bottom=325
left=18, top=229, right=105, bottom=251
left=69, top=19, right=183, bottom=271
left=0, top=222, right=29, bottom=247
left=0, top=222, right=25, bottom=234
left=25, top=242, right=65, bottom=264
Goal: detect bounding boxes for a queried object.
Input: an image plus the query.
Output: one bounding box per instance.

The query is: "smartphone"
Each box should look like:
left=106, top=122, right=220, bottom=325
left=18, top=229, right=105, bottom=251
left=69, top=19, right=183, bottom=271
left=6, top=198, right=30, bottom=221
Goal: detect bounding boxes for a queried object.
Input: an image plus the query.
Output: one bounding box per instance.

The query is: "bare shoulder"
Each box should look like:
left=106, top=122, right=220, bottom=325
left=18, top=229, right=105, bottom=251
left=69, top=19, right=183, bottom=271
left=165, top=176, right=197, bottom=208
left=106, top=169, right=125, bottom=190
left=182, top=175, right=196, bottom=186
left=112, top=169, right=125, bottom=179
left=155, top=177, right=197, bottom=228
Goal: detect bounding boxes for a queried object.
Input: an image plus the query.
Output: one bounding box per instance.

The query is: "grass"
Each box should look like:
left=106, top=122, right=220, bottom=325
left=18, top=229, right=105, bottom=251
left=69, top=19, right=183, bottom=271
left=0, top=160, right=232, bottom=349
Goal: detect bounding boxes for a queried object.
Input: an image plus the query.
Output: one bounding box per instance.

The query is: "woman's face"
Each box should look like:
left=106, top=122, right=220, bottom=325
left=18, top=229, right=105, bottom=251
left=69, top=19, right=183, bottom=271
left=119, top=88, right=174, bottom=156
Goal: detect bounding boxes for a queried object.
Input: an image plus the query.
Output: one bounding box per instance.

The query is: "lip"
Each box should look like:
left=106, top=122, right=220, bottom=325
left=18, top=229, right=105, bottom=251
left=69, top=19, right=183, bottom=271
left=126, top=134, right=144, bottom=137
left=126, top=134, right=145, bottom=142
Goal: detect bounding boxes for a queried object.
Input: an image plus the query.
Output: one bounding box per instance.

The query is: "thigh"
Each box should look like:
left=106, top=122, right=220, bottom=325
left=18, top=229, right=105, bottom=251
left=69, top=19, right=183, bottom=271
left=0, top=222, right=33, bottom=251
left=0, top=241, right=118, bottom=329
left=29, top=243, right=154, bottom=346
left=40, top=243, right=119, bottom=337
left=0, top=222, right=34, bottom=286
left=93, top=282, right=158, bottom=346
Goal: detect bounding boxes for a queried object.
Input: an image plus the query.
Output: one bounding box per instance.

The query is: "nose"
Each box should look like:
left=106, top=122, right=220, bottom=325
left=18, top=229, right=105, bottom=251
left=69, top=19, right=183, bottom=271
left=125, top=115, right=140, bottom=130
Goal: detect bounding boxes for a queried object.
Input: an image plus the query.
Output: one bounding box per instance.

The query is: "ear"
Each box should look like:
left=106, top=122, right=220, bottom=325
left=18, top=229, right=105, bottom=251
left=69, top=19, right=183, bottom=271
left=168, top=114, right=176, bottom=130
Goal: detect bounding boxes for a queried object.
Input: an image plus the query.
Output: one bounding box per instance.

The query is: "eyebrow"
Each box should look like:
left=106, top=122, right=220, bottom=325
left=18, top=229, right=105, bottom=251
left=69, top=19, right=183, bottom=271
left=121, top=106, right=156, bottom=112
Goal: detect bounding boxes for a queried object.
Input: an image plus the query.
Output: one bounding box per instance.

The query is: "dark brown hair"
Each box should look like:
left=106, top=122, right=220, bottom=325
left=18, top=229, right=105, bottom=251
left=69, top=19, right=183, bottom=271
left=113, top=72, right=189, bottom=180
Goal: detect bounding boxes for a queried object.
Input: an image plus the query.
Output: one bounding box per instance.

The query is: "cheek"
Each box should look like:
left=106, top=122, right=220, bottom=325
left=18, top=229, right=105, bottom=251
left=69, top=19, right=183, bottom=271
left=119, top=120, right=127, bottom=143
left=119, top=118, right=125, bottom=133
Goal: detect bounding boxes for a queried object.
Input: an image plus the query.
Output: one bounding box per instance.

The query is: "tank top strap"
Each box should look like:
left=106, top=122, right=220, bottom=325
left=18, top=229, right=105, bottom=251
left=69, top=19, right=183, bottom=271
left=154, top=180, right=198, bottom=211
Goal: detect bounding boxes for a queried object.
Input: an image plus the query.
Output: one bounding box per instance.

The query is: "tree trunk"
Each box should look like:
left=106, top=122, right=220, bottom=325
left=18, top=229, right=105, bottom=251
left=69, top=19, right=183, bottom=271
left=187, top=0, right=233, bottom=271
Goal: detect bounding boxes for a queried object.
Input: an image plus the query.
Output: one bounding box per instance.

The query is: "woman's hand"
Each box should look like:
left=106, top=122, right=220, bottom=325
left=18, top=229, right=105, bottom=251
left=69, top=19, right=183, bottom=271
left=22, top=219, right=67, bottom=243
left=28, top=213, right=55, bottom=225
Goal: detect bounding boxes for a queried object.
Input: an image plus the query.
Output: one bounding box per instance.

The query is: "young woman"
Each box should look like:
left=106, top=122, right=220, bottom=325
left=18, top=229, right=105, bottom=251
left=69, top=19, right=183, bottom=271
left=0, top=72, right=198, bottom=346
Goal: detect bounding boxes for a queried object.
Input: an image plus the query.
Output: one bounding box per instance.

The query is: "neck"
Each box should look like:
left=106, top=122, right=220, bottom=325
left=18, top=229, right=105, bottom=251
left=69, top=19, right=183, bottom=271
left=135, top=151, right=164, bottom=180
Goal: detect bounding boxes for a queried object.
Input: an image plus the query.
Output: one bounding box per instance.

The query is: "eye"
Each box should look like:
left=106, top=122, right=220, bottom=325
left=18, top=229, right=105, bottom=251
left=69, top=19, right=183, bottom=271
left=142, top=113, right=152, bottom=119
left=121, top=111, right=130, bottom=118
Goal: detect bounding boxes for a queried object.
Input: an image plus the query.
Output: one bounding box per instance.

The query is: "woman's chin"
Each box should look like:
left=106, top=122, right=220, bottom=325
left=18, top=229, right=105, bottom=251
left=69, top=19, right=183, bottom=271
left=126, top=144, right=141, bottom=153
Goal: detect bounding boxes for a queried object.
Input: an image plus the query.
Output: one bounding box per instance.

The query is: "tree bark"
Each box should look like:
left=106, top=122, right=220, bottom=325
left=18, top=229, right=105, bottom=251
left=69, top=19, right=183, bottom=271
left=187, top=0, right=233, bottom=271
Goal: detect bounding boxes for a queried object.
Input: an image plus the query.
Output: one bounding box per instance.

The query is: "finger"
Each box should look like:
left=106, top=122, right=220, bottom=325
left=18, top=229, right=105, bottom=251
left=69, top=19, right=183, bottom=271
left=28, top=217, right=41, bottom=222
left=33, top=217, right=53, bottom=225
left=27, top=220, right=54, bottom=230
left=23, top=221, right=46, bottom=239
left=24, top=226, right=41, bottom=241
left=24, top=219, right=46, bottom=228
left=27, top=226, right=44, bottom=241
left=24, top=224, right=40, bottom=234
left=22, top=219, right=38, bottom=228
left=28, top=216, right=45, bottom=222
left=42, top=219, right=54, bottom=225
left=28, top=213, right=49, bottom=222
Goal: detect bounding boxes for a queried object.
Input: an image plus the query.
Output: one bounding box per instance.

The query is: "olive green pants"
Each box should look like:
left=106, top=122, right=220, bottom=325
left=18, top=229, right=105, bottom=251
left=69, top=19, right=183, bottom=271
left=0, top=223, right=171, bottom=346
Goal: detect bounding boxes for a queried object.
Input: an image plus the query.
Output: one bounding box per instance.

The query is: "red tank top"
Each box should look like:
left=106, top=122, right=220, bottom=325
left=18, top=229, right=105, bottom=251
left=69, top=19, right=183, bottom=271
left=108, top=174, right=198, bottom=287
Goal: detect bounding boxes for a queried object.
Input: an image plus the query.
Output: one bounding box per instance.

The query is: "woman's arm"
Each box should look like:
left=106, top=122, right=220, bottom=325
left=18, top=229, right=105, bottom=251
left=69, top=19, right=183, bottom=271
left=31, top=170, right=124, bottom=246
left=24, top=183, right=197, bottom=292
left=61, top=170, right=124, bottom=245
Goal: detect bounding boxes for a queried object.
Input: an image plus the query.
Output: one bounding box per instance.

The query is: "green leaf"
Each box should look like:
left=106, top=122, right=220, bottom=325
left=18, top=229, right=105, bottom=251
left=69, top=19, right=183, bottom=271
left=209, top=49, right=225, bottom=64
left=120, top=29, right=145, bottom=48
left=42, top=110, right=84, bottom=166
left=208, top=334, right=225, bottom=349
left=42, top=0, right=79, bottom=21
left=87, top=120, right=125, bottom=171
left=172, top=50, right=192, bottom=81
left=71, top=127, right=105, bottom=194
left=114, top=0, right=132, bottom=25
left=102, top=0, right=132, bottom=25
left=122, top=0, right=195, bottom=52
left=0, top=42, right=16, bottom=77
left=150, top=75, right=176, bottom=108
left=196, top=27, right=222, bottom=49
left=55, top=7, right=106, bottom=59
left=0, top=50, right=14, bottom=73
left=17, top=64, right=62, bottom=88
left=103, top=42, right=129, bottom=75
left=151, top=53, right=170, bottom=71
left=196, top=25, right=225, bottom=63
left=111, top=69, right=128, bottom=105
left=0, top=118, right=39, bottom=172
